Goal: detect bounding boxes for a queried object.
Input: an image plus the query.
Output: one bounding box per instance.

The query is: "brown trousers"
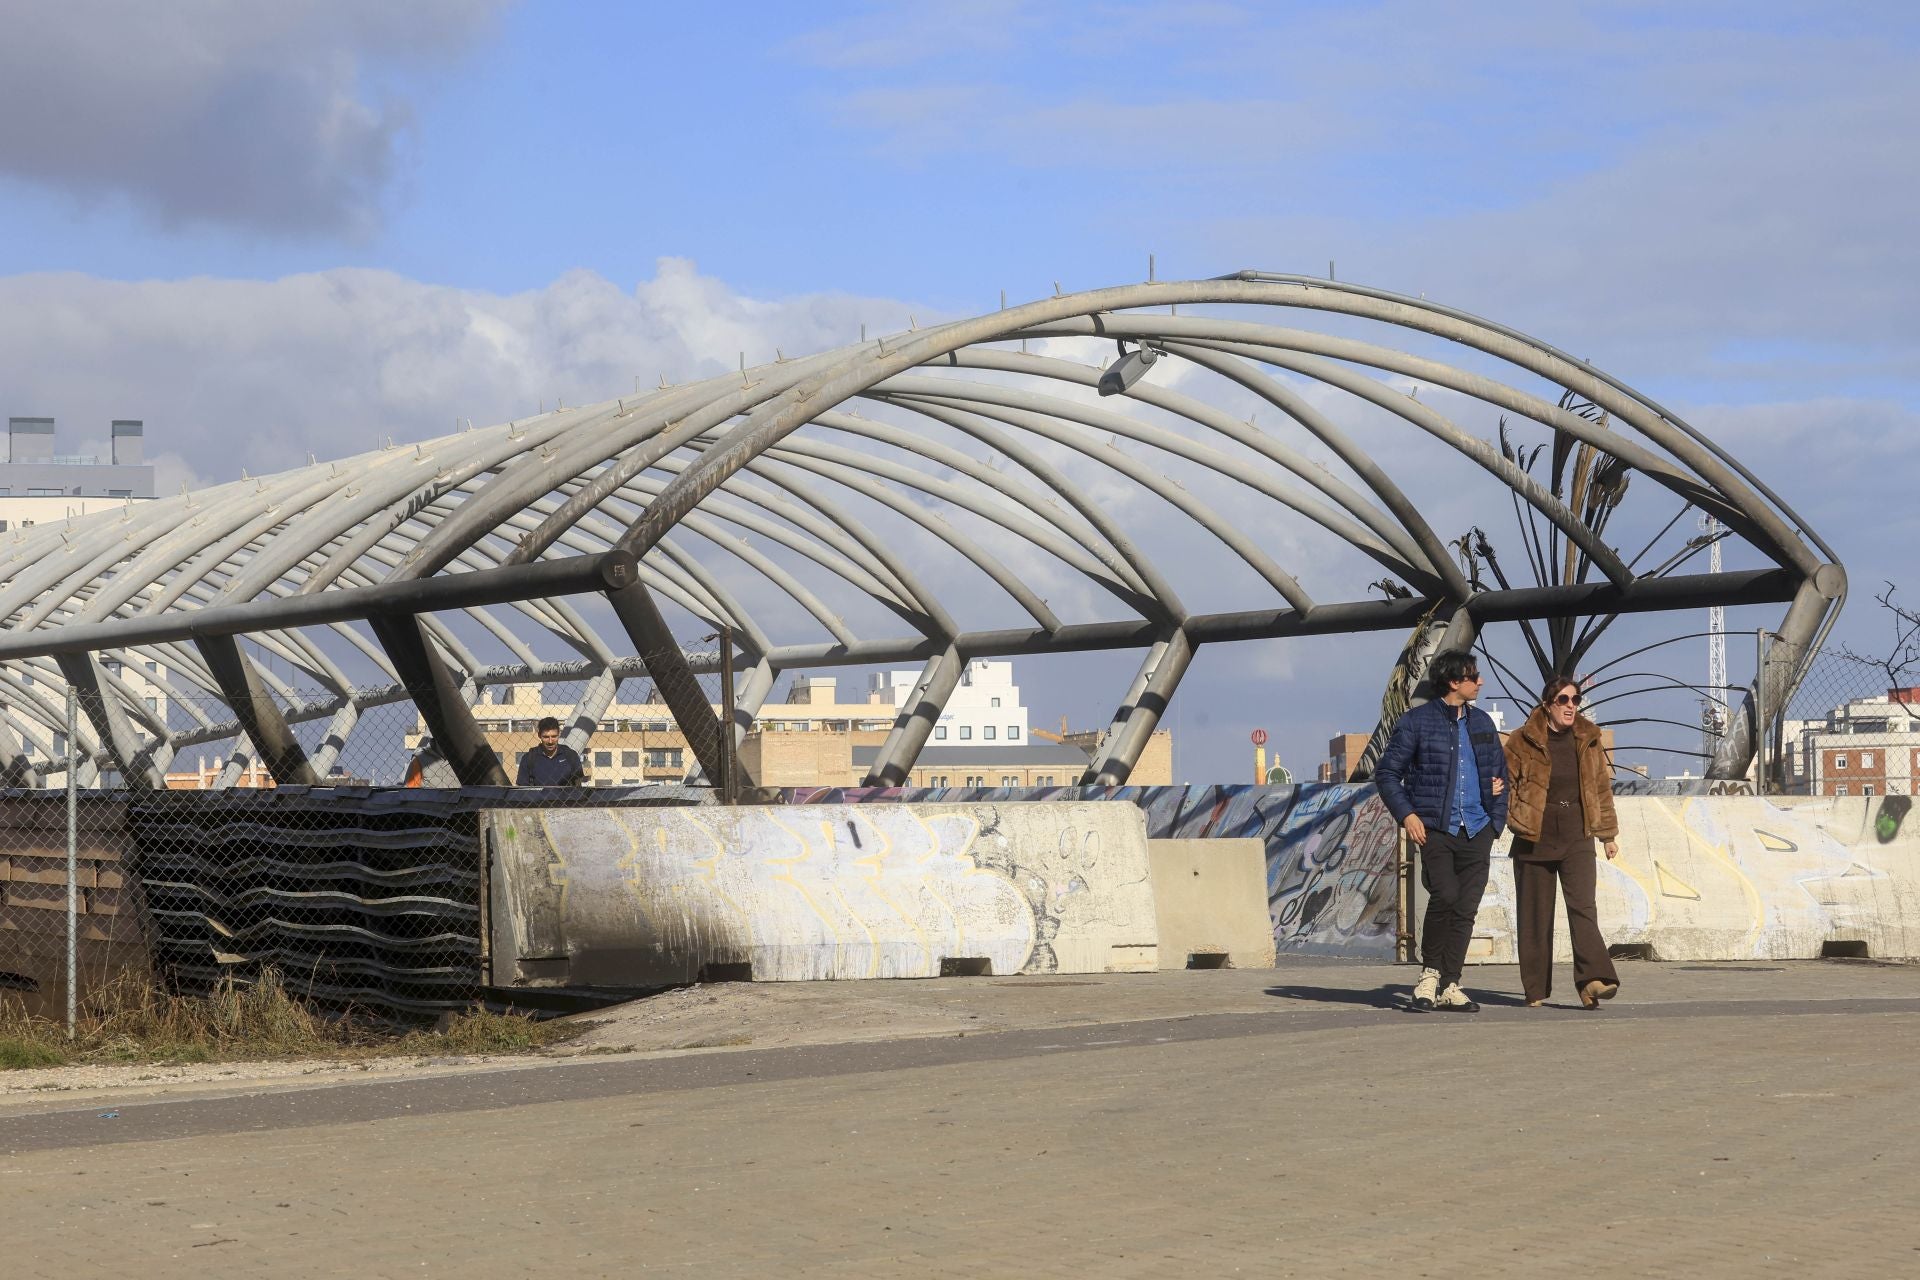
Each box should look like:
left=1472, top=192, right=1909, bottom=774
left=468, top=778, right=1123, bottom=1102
left=1513, top=852, right=1620, bottom=1002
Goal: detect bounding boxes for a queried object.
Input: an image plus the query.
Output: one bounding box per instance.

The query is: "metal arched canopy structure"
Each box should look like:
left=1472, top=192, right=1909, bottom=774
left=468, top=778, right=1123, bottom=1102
left=0, top=271, right=1845, bottom=791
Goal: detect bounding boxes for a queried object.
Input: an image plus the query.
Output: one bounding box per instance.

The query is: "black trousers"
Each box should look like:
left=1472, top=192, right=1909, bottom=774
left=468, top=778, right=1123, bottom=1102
left=1419, top=824, right=1496, bottom=988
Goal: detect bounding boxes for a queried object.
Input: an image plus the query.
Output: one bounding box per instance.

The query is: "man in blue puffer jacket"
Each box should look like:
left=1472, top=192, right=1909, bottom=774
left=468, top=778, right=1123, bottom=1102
left=1376, top=649, right=1508, bottom=1012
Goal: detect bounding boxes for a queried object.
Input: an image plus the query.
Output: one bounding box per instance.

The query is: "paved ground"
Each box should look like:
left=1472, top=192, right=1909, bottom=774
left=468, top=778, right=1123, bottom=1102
left=4, top=958, right=1918, bottom=1277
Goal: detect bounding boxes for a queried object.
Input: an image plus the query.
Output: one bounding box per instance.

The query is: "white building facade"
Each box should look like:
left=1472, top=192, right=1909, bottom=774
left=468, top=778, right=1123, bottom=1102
left=872, top=659, right=1029, bottom=747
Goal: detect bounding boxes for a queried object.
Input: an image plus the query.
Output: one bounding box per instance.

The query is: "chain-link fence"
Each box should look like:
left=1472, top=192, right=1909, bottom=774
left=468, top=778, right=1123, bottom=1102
left=1774, top=644, right=1920, bottom=798
left=0, top=667, right=739, bottom=1025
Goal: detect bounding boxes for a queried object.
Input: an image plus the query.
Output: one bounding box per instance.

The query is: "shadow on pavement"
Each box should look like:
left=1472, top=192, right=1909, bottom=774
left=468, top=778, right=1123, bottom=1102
left=1264, top=983, right=1534, bottom=1011
left=1264, top=983, right=1409, bottom=1010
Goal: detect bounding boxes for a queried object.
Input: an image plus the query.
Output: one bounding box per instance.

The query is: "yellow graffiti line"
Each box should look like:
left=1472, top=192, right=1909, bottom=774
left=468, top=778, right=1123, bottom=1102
left=843, top=815, right=928, bottom=960
left=907, top=808, right=969, bottom=952
left=1653, top=799, right=1767, bottom=947
left=825, top=881, right=883, bottom=978
left=1652, top=860, right=1703, bottom=901
left=761, top=812, right=816, bottom=869
left=760, top=811, right=844, bottom=941
left=850, top=814, right=889, bottom=878
left=675, top=814, right=754, bottom=945
left=533, top=811, right=570, bottom=916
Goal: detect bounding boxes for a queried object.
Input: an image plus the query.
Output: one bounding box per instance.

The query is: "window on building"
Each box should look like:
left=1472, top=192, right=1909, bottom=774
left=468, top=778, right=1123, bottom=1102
left=145, top=696, right=158, bottom=714
left=1001, top=775, right=1018, bottom=786
left=646, top=720, right=670, bottom=732
left=960, top=726, right=972, bottom=740
left=145, top=661, right=158, bottom=674
left=622, top=750, right=640, bottom=767
left=103, top=659, right=122, bottom=675
left=53, top=732, right=68, bottom=756
left=1861, top=752, right=1875, bottom=768
left=594, top=751, right=613, bottom=767
left=990, top=697, right=1001, bottom=708
left=983, top=726, right=996, bottom=740
left=1836, top=784, right=1849, bottom=796
left=965, top=775, right=983, bottom=786
left=934, top=726, right=947, bottom=740
left=108, top=489, right=131, bottom=498
left=1863, top=784, right=1876, bottom=796
left=647, top=748, right=684, bottom=769
left=1835, top=753, right=1848, bottom=769
left=1038, top=775, right=1054, bottom=786
left=1008, top=726, right=1020, bottom=740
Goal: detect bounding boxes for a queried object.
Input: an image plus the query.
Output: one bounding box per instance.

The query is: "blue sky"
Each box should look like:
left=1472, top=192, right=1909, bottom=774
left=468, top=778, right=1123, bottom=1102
left=1, top=1, right=1915, bottom=780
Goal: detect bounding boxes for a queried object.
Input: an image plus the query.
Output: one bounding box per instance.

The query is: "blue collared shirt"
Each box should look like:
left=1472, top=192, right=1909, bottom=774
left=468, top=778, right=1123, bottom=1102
left=1452, top=710, right=1490, bottom=837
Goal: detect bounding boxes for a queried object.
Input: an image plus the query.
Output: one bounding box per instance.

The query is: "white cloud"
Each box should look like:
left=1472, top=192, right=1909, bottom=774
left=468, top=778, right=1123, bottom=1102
left=0, top=259, right=916, bottom=484
left=0, top=0, right=508, bottom=235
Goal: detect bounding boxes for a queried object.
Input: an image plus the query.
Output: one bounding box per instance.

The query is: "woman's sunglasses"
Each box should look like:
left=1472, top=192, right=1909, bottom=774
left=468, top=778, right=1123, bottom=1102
left=1549, top=693, right=1579, bottom=706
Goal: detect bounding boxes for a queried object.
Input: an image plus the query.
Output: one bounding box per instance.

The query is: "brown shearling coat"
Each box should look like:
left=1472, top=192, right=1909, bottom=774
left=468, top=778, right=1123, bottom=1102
left=1503, top=706, right=1618, bottom=842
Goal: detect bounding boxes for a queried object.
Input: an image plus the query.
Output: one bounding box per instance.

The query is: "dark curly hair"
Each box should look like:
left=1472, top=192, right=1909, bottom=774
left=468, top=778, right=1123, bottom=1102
left=1428, top=650, right=1480, bottom=692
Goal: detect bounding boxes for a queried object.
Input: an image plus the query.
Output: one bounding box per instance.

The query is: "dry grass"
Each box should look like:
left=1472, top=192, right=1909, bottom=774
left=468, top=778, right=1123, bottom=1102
left=0, top=969, right=577, bottom=1069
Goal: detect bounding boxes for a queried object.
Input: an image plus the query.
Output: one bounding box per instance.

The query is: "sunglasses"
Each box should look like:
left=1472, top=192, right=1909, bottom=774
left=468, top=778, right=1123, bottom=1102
left=1549, top=693, right=1579, bottom=706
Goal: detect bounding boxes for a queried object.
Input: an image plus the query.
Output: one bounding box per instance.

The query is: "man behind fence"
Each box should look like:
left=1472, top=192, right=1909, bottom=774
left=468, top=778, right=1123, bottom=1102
left=516, top=715, right=586, bottom=786
left=1375, top=650, right=1508, bottom=1013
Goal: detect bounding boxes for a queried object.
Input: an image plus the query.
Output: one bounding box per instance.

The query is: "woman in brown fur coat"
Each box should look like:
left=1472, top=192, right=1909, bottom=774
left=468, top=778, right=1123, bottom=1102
left=1503, top=674, right=1622, bottom=1008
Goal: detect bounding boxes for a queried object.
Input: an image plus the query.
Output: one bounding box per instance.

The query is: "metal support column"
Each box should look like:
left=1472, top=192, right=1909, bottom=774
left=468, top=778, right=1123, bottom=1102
left=1086, top=629, right=1194, bottom=785
left=1709, top=566, right=1845, bottom=781
left=366, top=613, right=509, bottom=787
left=305, top=699, right=361, bottom=779
left=864, top=645, right=961, bottom=787
left=1349, top=601, right=1471, bottom=783
left=717, top=624, right=737, bottom=803
left=0, top=715, right=36, bottom=788
left=605, top=583, right=737, bottom=791
left=194, top=634, right=320, bottom=785
left=53, top=653, right=164, bottom=790
left=1410, top=608, right=1481, bottom=704
left=1081, top=639, right=1167, bottom=784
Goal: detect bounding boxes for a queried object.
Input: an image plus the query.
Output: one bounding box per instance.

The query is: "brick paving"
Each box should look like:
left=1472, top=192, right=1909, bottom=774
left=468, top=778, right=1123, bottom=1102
left=3, top=961, right=1917, bottom=1277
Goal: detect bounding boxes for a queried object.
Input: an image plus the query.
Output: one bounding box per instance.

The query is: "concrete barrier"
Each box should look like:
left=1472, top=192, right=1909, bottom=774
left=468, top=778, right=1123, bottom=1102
left=784, top=784, right=1404, bottom=959
left=1148, top=838, right=1277, bottom=969
left=484, top=801, right=1158, bottom=989
left=1471, top=794, right=1920, bottom=962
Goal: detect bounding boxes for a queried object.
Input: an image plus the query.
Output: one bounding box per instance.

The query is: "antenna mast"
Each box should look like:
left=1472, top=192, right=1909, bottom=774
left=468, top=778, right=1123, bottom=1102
left=1700, top=513, right=1728, bottom=763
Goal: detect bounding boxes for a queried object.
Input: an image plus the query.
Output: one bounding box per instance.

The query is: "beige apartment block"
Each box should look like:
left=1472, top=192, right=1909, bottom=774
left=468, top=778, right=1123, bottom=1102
left=410, top=673, right=1175, bottom=789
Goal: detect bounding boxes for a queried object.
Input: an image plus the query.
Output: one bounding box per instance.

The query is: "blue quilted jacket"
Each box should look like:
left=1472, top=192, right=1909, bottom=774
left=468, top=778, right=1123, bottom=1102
left=1374, top=698, right=1509, bottom=834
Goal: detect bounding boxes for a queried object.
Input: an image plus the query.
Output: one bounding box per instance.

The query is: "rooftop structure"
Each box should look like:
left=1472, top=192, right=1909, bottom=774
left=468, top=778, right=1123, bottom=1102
left=0, top=274, right=1844, bottom=793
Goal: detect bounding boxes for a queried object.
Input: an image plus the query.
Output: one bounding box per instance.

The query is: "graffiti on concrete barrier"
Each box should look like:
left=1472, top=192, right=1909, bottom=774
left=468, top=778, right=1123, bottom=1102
left=1475, top=794, right=1920, bottom=962
left=779, top=783, right=1403, bottom=958
left=496, top=801, right=1156, bottom=983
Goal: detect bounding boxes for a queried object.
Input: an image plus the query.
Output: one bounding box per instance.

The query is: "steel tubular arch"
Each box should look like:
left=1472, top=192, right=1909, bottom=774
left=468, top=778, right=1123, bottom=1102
left=0, top=274, right=1841, bottom=786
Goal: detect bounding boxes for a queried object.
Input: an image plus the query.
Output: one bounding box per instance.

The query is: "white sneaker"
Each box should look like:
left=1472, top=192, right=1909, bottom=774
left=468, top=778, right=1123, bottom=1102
left=1436, top=983, right=1481, bottom=1013
left=1411, top=968, right=1440, bottom=1010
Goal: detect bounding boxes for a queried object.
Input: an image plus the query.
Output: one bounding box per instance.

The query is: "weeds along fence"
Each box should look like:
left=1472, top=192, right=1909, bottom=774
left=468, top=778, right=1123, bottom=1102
left=0, top=667, right=738, bottom=1024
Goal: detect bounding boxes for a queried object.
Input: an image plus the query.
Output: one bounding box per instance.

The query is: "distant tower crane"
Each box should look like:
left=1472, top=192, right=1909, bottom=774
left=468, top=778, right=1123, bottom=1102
left=1700, top=513, right=1728, bottom=762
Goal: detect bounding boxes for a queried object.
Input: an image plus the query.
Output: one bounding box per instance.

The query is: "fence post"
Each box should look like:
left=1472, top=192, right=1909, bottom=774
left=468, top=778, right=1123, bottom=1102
left=718, top=624, right=737, bottom=805
left=65, top=686, right=78, bottom=1040
left=1754, top=629, right=1767, bottom=796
